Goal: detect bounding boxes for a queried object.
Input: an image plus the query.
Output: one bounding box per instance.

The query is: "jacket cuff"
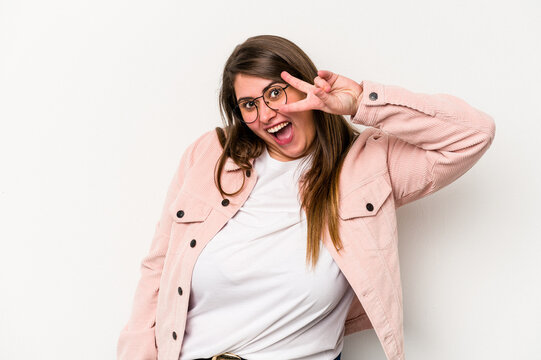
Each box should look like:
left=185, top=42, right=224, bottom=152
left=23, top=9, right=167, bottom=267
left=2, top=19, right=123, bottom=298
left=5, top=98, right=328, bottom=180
left=351, top=80, right=387, bottom=126
left=351, top=79, right=441, bottom=127
left=117, top=326, right=157, bottom=360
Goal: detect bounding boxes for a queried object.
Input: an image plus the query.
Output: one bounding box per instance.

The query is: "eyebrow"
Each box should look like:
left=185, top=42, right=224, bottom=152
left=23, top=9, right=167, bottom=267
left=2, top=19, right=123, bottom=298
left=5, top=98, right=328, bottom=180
left=236, top=80, right=287, bottom=102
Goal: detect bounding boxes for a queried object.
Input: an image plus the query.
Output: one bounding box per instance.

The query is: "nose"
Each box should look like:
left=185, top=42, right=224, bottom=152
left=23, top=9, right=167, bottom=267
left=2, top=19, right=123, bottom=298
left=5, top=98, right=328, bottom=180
left=258, top=100, right=277, bottom=124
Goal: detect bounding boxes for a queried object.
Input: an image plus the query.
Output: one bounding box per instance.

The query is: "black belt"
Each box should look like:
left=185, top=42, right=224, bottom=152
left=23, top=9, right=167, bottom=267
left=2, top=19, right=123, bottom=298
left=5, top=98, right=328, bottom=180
left=194, top=355, right=246, bottom=360
left=194, top=357, right=246, bottom=360
left=194, top=358, right=246, bottom=360
left=195, top=352, right=341, bottom=360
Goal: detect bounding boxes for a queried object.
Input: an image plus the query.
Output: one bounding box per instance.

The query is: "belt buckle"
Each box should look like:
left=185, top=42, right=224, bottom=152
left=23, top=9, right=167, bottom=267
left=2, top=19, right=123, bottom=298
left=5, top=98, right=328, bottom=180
left=211, top=352, right=242, bottom=360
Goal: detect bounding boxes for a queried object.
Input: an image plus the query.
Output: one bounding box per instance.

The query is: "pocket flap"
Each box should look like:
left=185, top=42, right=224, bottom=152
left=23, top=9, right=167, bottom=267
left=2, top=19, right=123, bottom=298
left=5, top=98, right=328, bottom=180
left=168, top=191, right=212, bottom=223
left=339, top=175, right=393, bottom=220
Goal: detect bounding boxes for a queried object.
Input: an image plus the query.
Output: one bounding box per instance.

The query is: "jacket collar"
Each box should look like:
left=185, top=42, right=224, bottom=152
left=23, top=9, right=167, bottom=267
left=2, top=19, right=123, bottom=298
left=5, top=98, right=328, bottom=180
left=224, top=157, right=255, bottom=172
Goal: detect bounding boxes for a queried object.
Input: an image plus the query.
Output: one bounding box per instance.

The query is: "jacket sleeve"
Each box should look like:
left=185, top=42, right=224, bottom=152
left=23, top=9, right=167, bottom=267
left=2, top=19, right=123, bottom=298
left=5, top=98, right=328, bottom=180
left=351, top=80, right=496, bottom=208
left=116, top=137, right=200, bottom=360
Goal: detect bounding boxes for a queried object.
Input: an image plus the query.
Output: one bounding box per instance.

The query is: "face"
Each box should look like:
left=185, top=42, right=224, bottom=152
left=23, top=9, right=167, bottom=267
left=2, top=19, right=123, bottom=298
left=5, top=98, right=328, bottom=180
left=233, top=73, right=316, bottom=162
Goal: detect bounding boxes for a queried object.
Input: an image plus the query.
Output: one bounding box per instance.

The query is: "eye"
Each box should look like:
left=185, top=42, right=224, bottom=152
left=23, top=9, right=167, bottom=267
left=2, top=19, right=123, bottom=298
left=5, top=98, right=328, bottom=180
left=268, top=87, right=283, bottom=99
left=240, top=100, right=256, bottom=111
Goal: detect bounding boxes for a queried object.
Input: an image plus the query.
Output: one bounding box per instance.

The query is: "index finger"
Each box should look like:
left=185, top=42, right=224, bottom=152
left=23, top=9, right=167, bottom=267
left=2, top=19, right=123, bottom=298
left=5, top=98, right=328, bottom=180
left=281, top=71, right=313, bottom=93
left=278, top=98, right=313, bottom=113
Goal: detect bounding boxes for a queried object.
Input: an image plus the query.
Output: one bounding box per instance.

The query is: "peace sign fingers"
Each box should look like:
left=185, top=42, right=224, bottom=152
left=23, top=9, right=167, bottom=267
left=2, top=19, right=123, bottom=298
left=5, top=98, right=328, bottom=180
left=278, top=69, right=360, bottom=116
left=278, top=95, right=318, bottom=113
left=280, top=71, right=315, bottom=93
left=279, top=71, right=325, bottom=112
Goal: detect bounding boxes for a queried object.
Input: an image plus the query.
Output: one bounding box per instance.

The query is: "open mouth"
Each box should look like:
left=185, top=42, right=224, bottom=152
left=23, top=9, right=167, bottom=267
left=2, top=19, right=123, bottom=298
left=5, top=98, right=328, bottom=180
left=266, top=121, right=293, bottom=145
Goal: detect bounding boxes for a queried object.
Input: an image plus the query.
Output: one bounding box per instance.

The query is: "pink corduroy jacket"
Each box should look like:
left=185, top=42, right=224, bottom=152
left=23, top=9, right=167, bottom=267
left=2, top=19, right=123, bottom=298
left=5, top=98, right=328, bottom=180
left=117, top=80, right=495, bottom=360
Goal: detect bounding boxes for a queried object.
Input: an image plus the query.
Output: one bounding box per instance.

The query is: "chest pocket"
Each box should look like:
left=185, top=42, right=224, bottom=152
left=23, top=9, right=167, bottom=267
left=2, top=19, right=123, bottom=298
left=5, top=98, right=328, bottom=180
left=168, top=191, right=212, bottom=253
left=169, top=191, right=212, bottom=223
left=339, top=174, right=397, bottom=250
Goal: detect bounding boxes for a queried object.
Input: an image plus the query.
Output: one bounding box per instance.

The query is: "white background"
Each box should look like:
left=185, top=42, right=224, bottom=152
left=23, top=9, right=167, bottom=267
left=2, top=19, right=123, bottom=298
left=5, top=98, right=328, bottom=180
left=1, top=0, right=540, bottom=359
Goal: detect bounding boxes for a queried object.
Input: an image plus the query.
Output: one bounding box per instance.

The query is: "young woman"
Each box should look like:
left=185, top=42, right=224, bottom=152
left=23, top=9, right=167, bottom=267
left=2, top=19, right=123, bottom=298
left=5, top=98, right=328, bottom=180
left=117, top=35, right=495, bottom=360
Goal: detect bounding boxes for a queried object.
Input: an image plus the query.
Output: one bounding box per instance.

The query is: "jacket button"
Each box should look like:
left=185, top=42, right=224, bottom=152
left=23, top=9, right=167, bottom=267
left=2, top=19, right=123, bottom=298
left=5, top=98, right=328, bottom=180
left=172, top=331, right=177, bottom=340
left=246, top=169, right=251, bottom=177
left=369, top=92, right=378, bottom=101
left=178, top=286, right=183, bottom=295
left=190, top=239, right=196, bottom=247
left=221, top=199, right=230, bottom=206
left=176, top=210, right=184, bottom=218
left=366, top=203, right=374, bottom=211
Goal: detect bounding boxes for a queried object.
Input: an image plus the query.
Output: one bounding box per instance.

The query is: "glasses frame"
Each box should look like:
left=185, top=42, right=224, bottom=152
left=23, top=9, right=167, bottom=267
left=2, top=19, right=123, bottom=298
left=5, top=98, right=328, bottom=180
left=234, top=84, right=290, bottom=124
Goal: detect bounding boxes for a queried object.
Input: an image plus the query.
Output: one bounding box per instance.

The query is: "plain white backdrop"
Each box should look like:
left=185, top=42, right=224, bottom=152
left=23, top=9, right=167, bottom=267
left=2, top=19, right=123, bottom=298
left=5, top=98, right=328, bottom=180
left=1, top=0, right=540, bottom=359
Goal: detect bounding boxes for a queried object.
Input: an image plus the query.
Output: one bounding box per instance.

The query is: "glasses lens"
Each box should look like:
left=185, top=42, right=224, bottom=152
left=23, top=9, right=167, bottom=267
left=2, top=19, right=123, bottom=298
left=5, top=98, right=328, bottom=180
left=264, top=85, right=287, bottom=110
left=236, top=85, right=287, bottom=124
left=237, top=99, right=258, bottom=123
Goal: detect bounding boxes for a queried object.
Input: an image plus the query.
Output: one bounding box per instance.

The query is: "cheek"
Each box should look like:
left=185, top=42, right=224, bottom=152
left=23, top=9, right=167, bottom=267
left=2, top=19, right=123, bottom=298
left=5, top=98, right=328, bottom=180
left=298, top=112, right=316, bottom=134
left=246, top=123, right=266, bottom=138
left=245, top=123, right=258, bottom=133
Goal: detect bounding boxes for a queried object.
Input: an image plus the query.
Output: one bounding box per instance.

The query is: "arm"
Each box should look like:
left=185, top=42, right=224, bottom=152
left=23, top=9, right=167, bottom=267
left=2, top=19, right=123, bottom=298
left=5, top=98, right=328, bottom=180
left=117, top=137, right=199, bottom=360
left=351, top=80, right=496, bottom=208
left=278, top=70, right=495, bottom=208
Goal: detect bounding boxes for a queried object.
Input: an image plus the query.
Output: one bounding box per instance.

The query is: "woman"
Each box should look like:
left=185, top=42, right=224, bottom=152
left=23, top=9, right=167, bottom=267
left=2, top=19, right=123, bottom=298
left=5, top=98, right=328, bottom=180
left=117, top=35, right=495, bottom=360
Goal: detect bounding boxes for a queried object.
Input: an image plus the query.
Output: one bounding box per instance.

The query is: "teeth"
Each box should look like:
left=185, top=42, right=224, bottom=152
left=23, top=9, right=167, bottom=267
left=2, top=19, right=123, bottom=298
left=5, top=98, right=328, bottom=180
left=266, top=122, right=290, bottom=134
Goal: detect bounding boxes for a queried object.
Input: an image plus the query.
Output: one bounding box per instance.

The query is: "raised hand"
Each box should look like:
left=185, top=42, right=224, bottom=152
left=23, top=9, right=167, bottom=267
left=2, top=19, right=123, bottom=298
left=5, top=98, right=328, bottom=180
left=278, top=70, right=363, bottom=117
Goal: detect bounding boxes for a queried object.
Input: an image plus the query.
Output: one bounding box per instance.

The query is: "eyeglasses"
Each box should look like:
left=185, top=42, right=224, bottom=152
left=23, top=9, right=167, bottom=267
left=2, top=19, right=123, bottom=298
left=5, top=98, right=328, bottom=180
left=234, top=84, right=290, bottom=124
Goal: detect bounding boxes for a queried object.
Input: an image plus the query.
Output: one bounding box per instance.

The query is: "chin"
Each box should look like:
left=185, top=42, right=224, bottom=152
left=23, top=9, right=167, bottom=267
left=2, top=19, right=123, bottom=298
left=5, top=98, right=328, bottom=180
left=287, top=148, right=307, bottom=159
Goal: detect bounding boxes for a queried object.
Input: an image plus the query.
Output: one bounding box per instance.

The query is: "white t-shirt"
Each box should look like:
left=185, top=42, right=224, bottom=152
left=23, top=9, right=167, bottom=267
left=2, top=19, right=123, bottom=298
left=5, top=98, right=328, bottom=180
left=179, top=146, right=355, bottom=360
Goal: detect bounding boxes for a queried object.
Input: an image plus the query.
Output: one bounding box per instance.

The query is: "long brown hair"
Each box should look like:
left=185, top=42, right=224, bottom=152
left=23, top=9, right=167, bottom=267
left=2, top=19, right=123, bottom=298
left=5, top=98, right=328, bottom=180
left=216, top=35, right=359, bottom=270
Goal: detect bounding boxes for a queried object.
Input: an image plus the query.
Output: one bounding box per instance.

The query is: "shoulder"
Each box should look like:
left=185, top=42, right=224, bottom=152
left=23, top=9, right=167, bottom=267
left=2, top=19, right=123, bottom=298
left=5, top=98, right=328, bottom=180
left=190, top=128, right=222, bottom=153
left=178, top=128, right=224, bottom=169
left=346, top=127, right=388, bottom=159
left=340, top=127, right=390, bottom=184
